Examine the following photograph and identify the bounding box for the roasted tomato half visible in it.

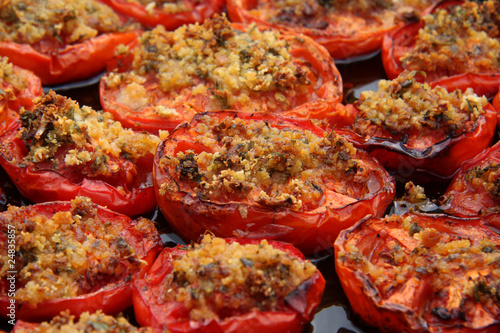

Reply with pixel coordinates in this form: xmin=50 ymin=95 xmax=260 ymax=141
xmin=0 ymin=0 xmax=141 ymax=86
xmin=133 ymin=235 xmax=325 ymax=333
xmin=153 ymin=111 xmax=395 ymax=255
xmin=100 ymin=14 xmax=342 ymax=134
xmin=100 ymin=0 xmax=225 ymax=29
xmin=440 ymin=140 xmax=500 ymax=217
xmin=382 ymin=0 xmax=500 ymax=98
xmin=342 ymin=70 xmax=497 ymax=181
xmin=335 ymin=212 xmax=500 ymax=333
xmin=0 ymin=197 xmax=162 ymax=322
xmin=0 ymin=91 xmax=160 ymax=216
xmin=226 ymin=0 xmax=435 ymax=60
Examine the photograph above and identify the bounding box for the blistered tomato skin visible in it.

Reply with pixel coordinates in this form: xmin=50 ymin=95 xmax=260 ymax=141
xmin=133 ymin=237 xmax=325 ymax=333
xmin=153 ymin=111 xmax=395 ymax=255
xmin=0 ymin=199 xmax=162 ymax=322
xmin=335 ymin=212 xmax=500 ymax=333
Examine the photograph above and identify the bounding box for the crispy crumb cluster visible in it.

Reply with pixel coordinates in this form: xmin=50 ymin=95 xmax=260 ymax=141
xmin=0 ymin=0 xmax=127 ymax=45
xmin=338 ymin=214 xmax=500 ymax=320
xmin=353 ymin=71 xmax=487 ymax=137
xmin=14 ymin=310 xmax=154 ymax=333
xmin=164 ymin=235 xmax=317 ymax=321
xmin=18 ymin=91 xmax=160 ymax=178
xmin=465 ymin=163 xmax=500 ymax=200
xmin=401 ymin=0 xmax=500 ymax=76
xmin=0 ymin=197 xmax=155 ymax=305
xmin=159 ymin=115 xmax=374 ymax=212
xmin=103 ymin=14 xmax=312 ymax=113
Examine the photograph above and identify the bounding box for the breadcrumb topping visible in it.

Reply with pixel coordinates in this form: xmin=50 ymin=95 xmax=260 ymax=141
xmin=103 ymin=14 xmax=313 ymax=114
xmin=353 ymin=70 xmax=487 ymax=137
xmin=159 ymin=115 xmax=376 ymax=212
xmin=19 ymin=91 xmax=160 ymax=179
xmin=401 ymin=0 xmax=500 ymax=77
xmin=0 ymin=197 xmax=155 ymax=305
xmin=0 ymin=0 xmax=128 ymax=46
xmin=14 ymin=310 xmax=155 ymax=332
xmin=164 ymin=235 xmax=317 ymax=321
xmin=465 ymin=162 xmax=500 ymax=200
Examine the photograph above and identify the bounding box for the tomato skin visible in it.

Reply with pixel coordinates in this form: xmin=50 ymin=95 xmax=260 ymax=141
xmin=226 ymin=0 xmax=407 ymax=60
xmin=153 ymin=111 xmax=395 ymax=255
xmin=342 ymin=102 xmax=498 ymax=181
xmin=133 ymin=238 xmax=325 ymax=333
xmin=100 ymin=22 xmax=343 ymax=134
xmin=494 ymin=90 xmax=500 ymax=129
xmin=382 ymin=0 xmax=500 ymax=99
xmin=100 ymin=0 xmax=226 ymax=29
xmin=441 ymin=140 xmax=500 ymax=217
xmin=0 ymin=31 xmax=140 ymax=86
xmin=0 ymin=200 xmax=163 ymax=322
xmin=0 ymin=115 xmax=157 ymax=217
xmin=334 ymin=212 xmax=500 ymax=333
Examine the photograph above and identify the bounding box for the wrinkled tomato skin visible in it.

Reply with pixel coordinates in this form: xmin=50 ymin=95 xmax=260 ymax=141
xmin=334 ymin=212 xmax=500 ymax=333
xmin=342 ymin=102 xmax=498 ymax=182
xmin=226 ymin=0 xmax=403 ymax=60
xmin=100 ymin=22 xmax=343 ymax=134
xmin=100 ymin=0 xmax=226 ymax=29
xmin=153 ymin=111 xmax=395 ymax=255
xmin=0 ymin=115 xmax=157 ymax=217
xmin=0 ymin=201 xmax=163 ymax=322
xmin=442 ymin=140 xmax=500 ymax=217
xmin=0 ymin=31 xmax=140 ymax=86
xmin=133 ymin=238 xmax=325 ymax=333
xmin=382 ymin=0 xmax=500 ymax=99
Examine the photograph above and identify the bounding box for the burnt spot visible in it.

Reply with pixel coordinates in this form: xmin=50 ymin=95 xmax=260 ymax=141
xmin=176 ymin=153 xmax=203 ymax=183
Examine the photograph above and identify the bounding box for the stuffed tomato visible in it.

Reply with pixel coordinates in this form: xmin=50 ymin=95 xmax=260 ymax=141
xmin=100 ymin=14 xmax=343 ymax=134
xmin=133 ymin=235 xmax=325 ymax=332
xmin=153 ymin=111 xmax=395 ymax=255
xmin=0 ymin=197 xmax=162 ymax=322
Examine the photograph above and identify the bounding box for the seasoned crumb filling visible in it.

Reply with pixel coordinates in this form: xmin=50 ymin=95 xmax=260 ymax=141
xmin=401 ymin=0 xmax=500 ymax=76
xmin=18 ymin=91 xmax=160 ymax=179
xmin=338 ymin=214 xmax=500 ymax=321
xmin=466 ymin=163 xmax=500 ymax=200
xmin=164 ymin=235 xmax=317 ymax=321
xmin=103 ymin=14 xmax=313 ymax=113
xmin=159 ymin=115 xmax=375 ymax=211
xmin=0 ymin=197 xmax=154 ymax=305
xmin=353 ymin=71 xmax=487 ymax=137
xmin=0 ymin=0 xmax=127 ymax=46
